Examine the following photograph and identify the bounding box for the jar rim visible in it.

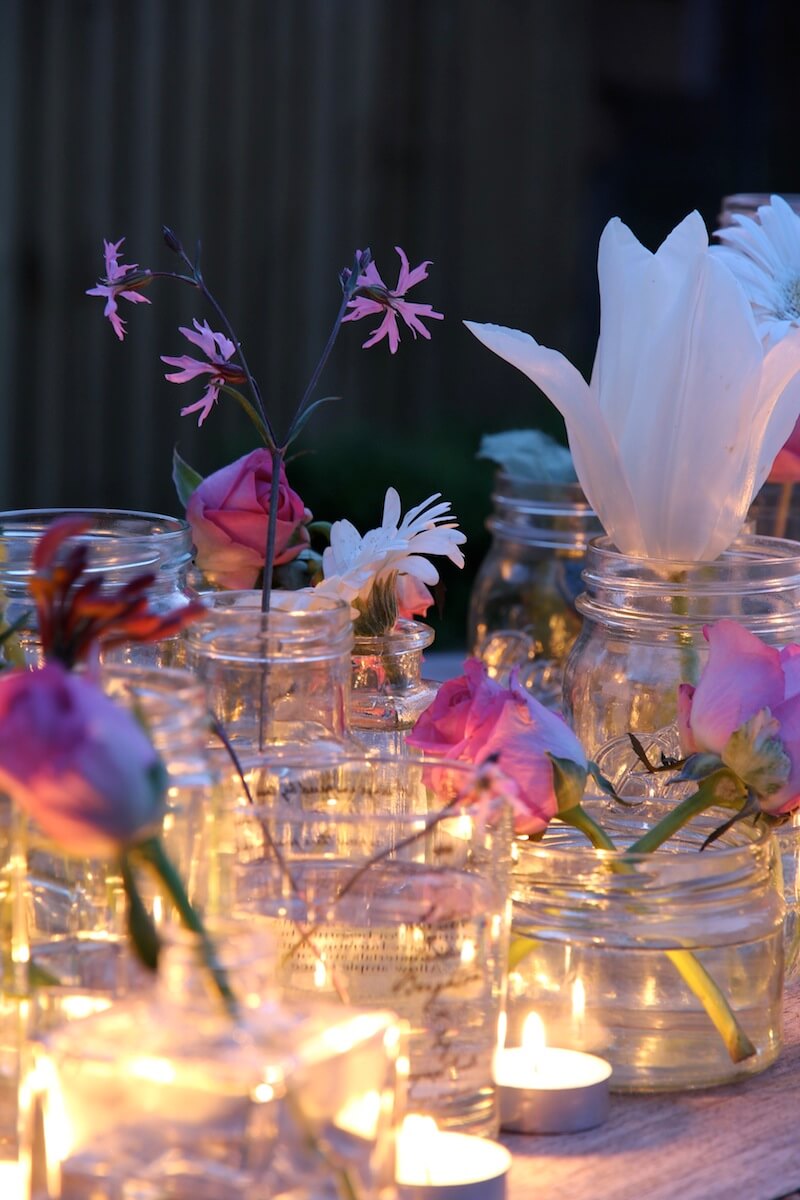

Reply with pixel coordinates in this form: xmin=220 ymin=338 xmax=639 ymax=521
xmin=352 ymin=619 xmax=434 ymax=654
xmin=515 ymin=809 xmax=774 ymax=869
xmin=585 ymin=533 xmax=800 ymax=576
xmin=223 ymin=753 xmax=514 ymax=822
xmin=0 ymin=508 xmax=190 ymax=539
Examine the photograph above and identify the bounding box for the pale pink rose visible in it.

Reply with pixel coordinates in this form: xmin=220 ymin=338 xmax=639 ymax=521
xmin=395 ymin=572 xmax=434 ymax=619
xmin=0 ymin=664 xmax=164 ymax=856
xmin=406 ymin=659 xmax=588 ymax=834
xmin=768 ymin=414 xmax=800 ymax=483
xmin=678 ymin=620 xmax=800 ymax=814
xmin=186 ymin=449 xmax=311 ymax=589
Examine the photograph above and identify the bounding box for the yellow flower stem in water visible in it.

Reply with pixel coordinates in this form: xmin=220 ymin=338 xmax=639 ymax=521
xmin=558 ymin=799 xmax=756 ymax=1063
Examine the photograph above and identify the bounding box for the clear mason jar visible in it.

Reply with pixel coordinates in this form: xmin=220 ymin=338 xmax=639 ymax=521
xmin=563 ymin=534 xmax=800 ymax=756
xmin=468 ymin=474 xmax=602 ymax=708
xmin=594 ymin=725 xmax=800 ymax=985
xmin=509 ymin=807 xmax=783 ymax=1091
xmin=0 ymin=509 xmax=195 ymax=669
xmin=210 ymin=755 xmax=512 ymax=1137
xmin=23 ymin=925 xmax=403 ymax=1200
xmin=183 ymin=590 xmax=361 ymax=764
xmin=0 ymin=664 xmax=218 ymax=1160
xmin=351 ymin=620 xmax=439 ymax=755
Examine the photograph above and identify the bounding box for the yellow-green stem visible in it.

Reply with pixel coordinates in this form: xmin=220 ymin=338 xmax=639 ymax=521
xmin=560 ymin=802 xmax=756 ymax=1062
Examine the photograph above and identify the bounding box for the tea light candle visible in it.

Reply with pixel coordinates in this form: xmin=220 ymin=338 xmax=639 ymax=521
xmin=396 ymin=1114 xmax=511 ymax=1200
xmin=495 ymin=1011 xmax=611 ymax=1134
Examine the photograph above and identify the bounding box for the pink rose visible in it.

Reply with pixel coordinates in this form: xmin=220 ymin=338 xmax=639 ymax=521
xmin=186 ymin=449 xmax=311 ymax=589
xmin=396 ymin=573 xmax=434 ymax=620
xmin=406 ymin=658 xmax=588 ymax=834
xmin=0 ymin=664 xmax=165 ymax=855
xmin=769 ymin=414 xmax=800 ymax=483
xmin=678 ymin=620 xmax=800 ymax=814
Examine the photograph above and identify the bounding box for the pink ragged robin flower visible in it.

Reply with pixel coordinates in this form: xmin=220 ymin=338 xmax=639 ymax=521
xmin=85 ymin=238 xmax=152 ymax=341
xmin=342 ymin=246 xmax=444 ymax=353
xmin=161 ymin=319 xmax=248 ymax=426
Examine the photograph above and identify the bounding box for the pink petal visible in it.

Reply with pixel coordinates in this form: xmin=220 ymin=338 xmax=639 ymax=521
xmin=394 ymin=246 xmax=432 ymax=294
xmin=763 ymin=691 xmax=800 ymax=813
xmin=689 ymin=620 xmax=785 ymax=754
xmin=161 ymin=356 xmax=217 ymax=382
xmin=362 ymin=309 xmax=401 ymax=353
xmin=180 ymin=382 xmax=220 ymax=425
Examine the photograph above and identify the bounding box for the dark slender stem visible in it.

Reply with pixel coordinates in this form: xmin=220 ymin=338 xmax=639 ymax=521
xmin=284 ymin=291 xmax=351 ymax=445
xmin=261 ymin=445 xmax=286 ymax=616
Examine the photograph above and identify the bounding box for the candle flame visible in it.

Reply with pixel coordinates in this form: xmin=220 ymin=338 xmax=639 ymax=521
xmin=572 ymin=978 xmax=586 ymax=1022
xmin=521 ymin=1010 xmax=546 ymax=1069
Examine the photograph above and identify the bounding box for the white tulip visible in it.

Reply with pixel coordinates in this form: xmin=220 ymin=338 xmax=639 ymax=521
xmin=466 ymin=211 xmax=800 ymax=561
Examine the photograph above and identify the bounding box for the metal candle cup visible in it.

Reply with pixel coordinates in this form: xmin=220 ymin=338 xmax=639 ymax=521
xmin=494 ymin=1012 xmax=612 ymax=1135
xmin=396 ymin=1116 xmax=511 ymax=1200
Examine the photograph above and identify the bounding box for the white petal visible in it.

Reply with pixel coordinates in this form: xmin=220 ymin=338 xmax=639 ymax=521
xmin=381 ymin=487 xmax=402 ymax=531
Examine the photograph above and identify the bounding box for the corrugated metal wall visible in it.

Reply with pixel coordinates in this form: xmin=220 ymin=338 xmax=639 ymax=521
xmin=0 ymin=0 xmax=591 ymax=515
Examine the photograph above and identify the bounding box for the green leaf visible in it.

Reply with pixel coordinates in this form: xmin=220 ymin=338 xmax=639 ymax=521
xmin=547 ymin=753 xmax=587 ymax=815
xmin=172 ymin=447 xmax=204 ymax=509
xmin=587 ymin=761 xmax=619 ymax=799
xmin=285 ymin=396 xmax=340 ymax=447
xmin=674 ymin=752 xmax=724 ymax=782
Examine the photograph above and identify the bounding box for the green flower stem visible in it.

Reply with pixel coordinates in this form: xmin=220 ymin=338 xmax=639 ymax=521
xmin=669 ymin=569 xmax=700 ymax=688
xmin=133 ymin=836 xmax=239 ymax=1020
xmin=560 ymin=799 xmax=756 ymax=1063
xmin=625 ymin=769 xmax=747 ymax=856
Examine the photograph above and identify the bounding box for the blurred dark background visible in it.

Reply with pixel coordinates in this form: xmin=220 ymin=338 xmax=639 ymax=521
xmin=1 ymin=0 xmax=797 ymax=645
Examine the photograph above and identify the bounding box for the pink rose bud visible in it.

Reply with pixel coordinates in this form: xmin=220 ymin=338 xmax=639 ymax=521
xmin=0 ymin=664 xmax=165 ymax=856
xmin=406 ymin=658 xmax=588 ymax=834
xmin=186 ymin=448 xmax=311 ymax=589
xmin=678 ymin=620 xmax=800 ymax=814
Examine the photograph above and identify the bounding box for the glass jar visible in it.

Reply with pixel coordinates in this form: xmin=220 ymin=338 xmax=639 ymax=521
xmin=594 ymin=726 xmax=800 ymax=984
xmin=563 ymin=534 xmax=800 ymax=755
xmin=0 ymin=664 xmax=218 ymax=1159
xmin=24 ymin=927 xmax=403 ymax=1200
xmin=351 ymin=621 xmax=439 ymax=755
xmin=183 ymin=591 xmax=361 ymax=765
xmin=468 ymin=475 xmax=602 ymax=708
xmin=509 ymin=807 xmax=783 ymax=1091
xmin=0 ymin=510 xmax=195 ymax=669
xmin=212 ymin=755 xmax=512 ymax=1137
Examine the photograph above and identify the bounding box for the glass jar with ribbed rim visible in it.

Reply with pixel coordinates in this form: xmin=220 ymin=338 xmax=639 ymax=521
xmin=509 ymin=805 xmax=783 ymax=1092
xmin=350 ymin=619 xmax=439 ymax=755
xmin=563 ymin=534 xmax=800 ymax=756
xmin=468 ymin=474 xmax=602 ymax=707
xmin=22 ymin=922 xmax=403 ymax=1200
xmin=0 ymin=509 xmax=195 ymax=669
xmin=183 ymin=590 xmax=361 ymax=764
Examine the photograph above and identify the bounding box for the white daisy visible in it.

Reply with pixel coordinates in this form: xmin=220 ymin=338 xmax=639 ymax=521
xmin=315 ymin=488 xmax=466 ymax=614
xmin=713 ymin=194 xmax=800 ymax=347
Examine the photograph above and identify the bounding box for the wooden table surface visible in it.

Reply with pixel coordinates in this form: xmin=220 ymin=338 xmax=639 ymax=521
xmin=505 ymin=982 xmax=800 ymax=1200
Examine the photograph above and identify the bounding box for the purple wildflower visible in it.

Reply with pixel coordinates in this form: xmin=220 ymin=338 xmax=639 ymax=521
xmin=342 ymin=247 xmax=444 ymax=353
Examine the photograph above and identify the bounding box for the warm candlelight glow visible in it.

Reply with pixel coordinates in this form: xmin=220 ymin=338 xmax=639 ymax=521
xmin=0 ymin=1160 xmax=25 ymax=1200
xmin=396 ymin=1114 xmax=511 ymax=1189
xmin=572 ymin=978 xmax=586 ymax=1022
xmin=520 ymin=1010 xmax=546 ymax=1068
